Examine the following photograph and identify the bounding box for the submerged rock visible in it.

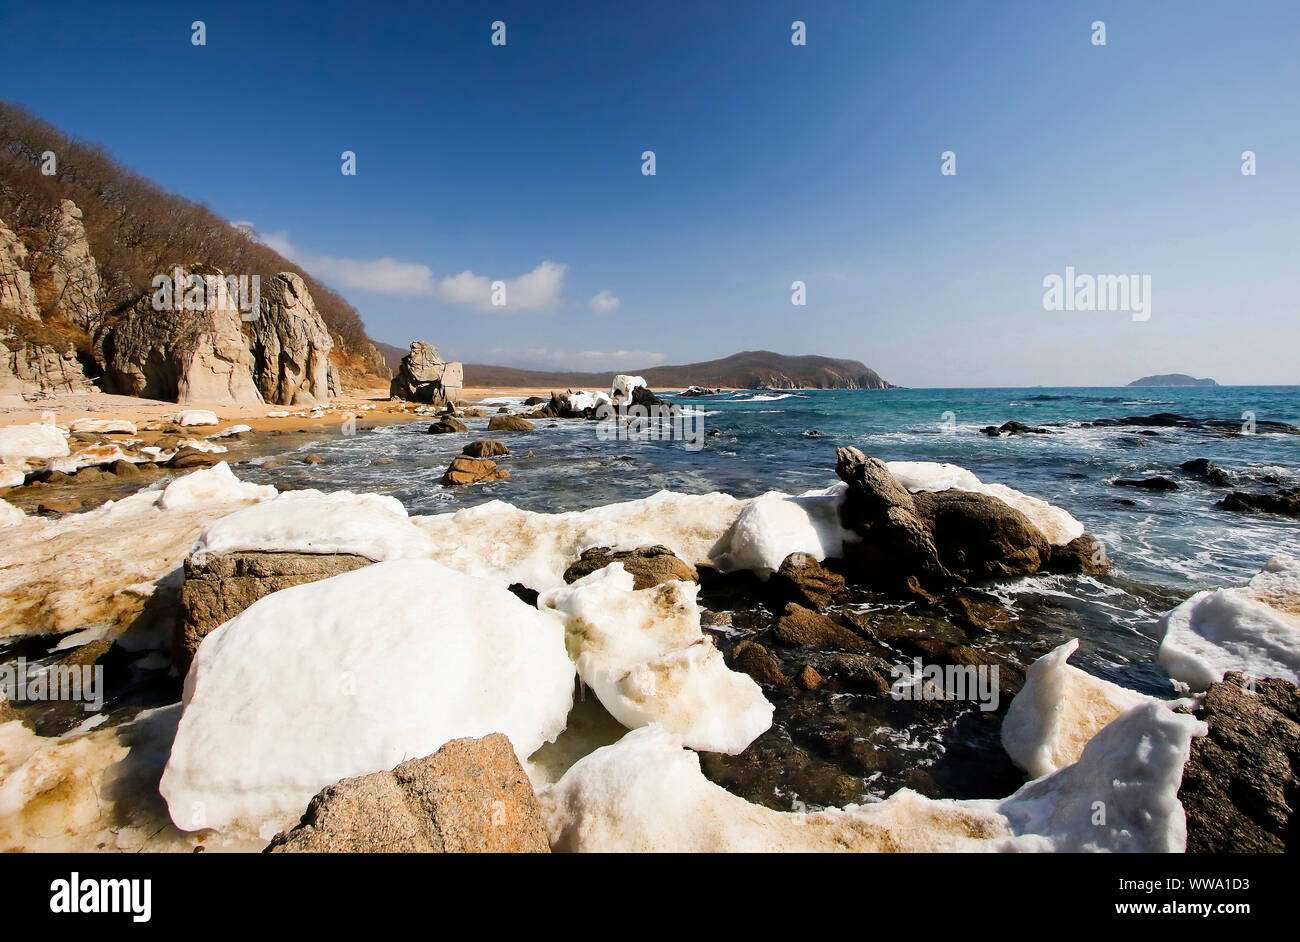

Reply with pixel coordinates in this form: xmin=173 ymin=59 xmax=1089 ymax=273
xmin=1179 ymin=672 xmax=1297 ymax=853
xmin=462 ymin=439 xmax=510 ymax=458
xmin=1115 ymin=476 xmax=1179 ymax=491
xmin=267 ymin=734 xmax=550 ymax=853
xmin=1180 ymin=458 xmax=1233 ymax=486
xmin=427 ymin=417 xmax=468 ymax=434
xmin=441 ymin=456 xmax=509 ymax=486
xmin=487 ymin=415 xmax=535 ymax=432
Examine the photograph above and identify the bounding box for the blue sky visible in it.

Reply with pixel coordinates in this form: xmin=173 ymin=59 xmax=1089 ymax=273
xmin=2 ymin=0 xmax=1297 ymax=386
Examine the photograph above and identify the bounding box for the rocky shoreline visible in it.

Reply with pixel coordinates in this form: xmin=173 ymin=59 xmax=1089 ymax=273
xmin=0 ymin=379 xmax=1295 ymax=853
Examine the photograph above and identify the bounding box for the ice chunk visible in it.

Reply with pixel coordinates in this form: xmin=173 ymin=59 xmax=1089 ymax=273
xmin=0 ymin=466 xmax=24 ymax=489
xmin=160 ymin=558 xmax=575 ymax=837
xmin=197 ymin=489 xmax=434 ymax=561
xmin=567 ymin=390 xmax=612 ymax=412
xmin=539 ymin=564 xmax=772 ymax=754
xmin=710 ymin=485 xmax=855 ymax=577
xmin=1002 ymin=639 xmax=1149 ymax=778
xmin=1157 ymin=554 xmax=1300 ymax=691
xmin=158 ymin=462 xmax=276 ymax=512
xmin=412 ymin=490 xmax=746 ymax=590
xmin=886 ymin=461 xmax=1084 ymax=546
xmin=0 ymin=423 xmax=69 ymax=463
xmin=541 ymin=701 xmax=1204 ymax=852
xmin=69 ymin=419 xmax=137 ymax=435
xmin=172 ymin=410 xmax=219 ymax=427
xmin=46 ymin=443 xmax=133 ymax=474
xmin=0 ymin=498 xmax=25 ymax=527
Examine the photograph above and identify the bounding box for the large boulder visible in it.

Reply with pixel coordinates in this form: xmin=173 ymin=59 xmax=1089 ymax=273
xmin=441 ymin=456 xmax=508 ymax=485
xmin=251 ymin=272 xmax=338 ymax=406
xmin=487 ymin=415 xmax=535 ymax=432
xmin=266 ymin=734 xmax=550 ymax=853
xmin=911 ymin=489 xmax=1052 ymax=581
xmin=562 ymin=545 xmax=698 ymax=590
xmin=1179 ymin=672 xmax=1297 ymax=853
xmin=175 ymin=550 xmax=374 ymax=671
xmin=389 ymin=340 xmax=463 ymax=404
xmin=96 ymin=264 xmax=264 ymax=404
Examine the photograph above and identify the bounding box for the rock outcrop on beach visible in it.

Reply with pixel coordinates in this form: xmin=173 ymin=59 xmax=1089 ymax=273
xmin=267 ymin=734 xmax=550 ymax=853
xmin=389 ymin=341 xmax=463 ymax=404
xmin=1179 ymin=672 xmax=1296 ymax=853
xmin=563 ymin=545 xmax=698 ymax=590
xmin=251 ymin=273 xmax=340 ymax=406
xmin=0 ymin=332 xmax=93 ymax=399
xmin=176 ymin=550 xmax=373 ymax=670
xmin=96 ymin=265 xmax=264 ymax=404
xmin=34 ymin=200 xmax=101 ymax=331
xmin=0 ymin=218 xmax=39 ymax=322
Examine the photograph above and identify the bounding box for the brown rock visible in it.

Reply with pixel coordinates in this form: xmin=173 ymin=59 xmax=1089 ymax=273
xmin=774 ymin=603 xmax=873 ymax=654
xmin=302 ymin=453 xmax=325 ymax=465
xmin=1179 ymin=672 xmax=1297 ymax=853
xmin=37 ymin=498 xmax=81 ymax=514
xmin=441 ymin=456 xmax=509 ymax=486
xmin=463 ymin=439 xmax=510 ymax=458
xmin=1045 ymin=533 xmax=1110 ymax=575
xmin=730 ymin=640 xmax=790 ymax=688
xmin=428 ymin=417 xmax=468 ymax=434
xmin=176 ymin=551 xmax=373 ymax=671
xmin=168 ymin=447 xmax=220 ymax=469
xmin=266 ymin=734 xmax=550 ymax=853
xmin=911 ymin=489 xmax=1051 ymax=581
xmin=487 ymin=415 xmax=535 ymax=432
xmin=563 ymin=545 xmax=698 ymax=590
xmin=798 ymin=664 xmax=824 ymax=691
xmin=770 ymin=553 xmax=847 ymax=610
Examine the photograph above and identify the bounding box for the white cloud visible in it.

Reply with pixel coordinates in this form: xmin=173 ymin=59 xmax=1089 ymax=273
xmin=244 ymin=226 xmax=564 ymax=309
xmin=589 ymin=289 xmax=622 ymax=314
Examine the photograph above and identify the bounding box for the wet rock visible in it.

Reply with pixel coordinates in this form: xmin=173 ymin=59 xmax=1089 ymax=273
xmin=729 ymin=640 xmax=790 ymax=689
xmin=302 ymin=453 xmax=325 ymax=465
xmin=1216 ymin=488 xmax=1300 ymax=519
xmin=900 ymin=639 xmax=1025 ymax=699
xmin=267 ymin=734 xmax=549 ymax=853
xmin=487 ymin=415 xmax=535 ymax=432
xmin=168 ymin=447 xmax=220 ymax=469
xmin=1044 ymin=533 xmax=1110 ymax=575
xmin=798 ymin=664 xmax=824 ymax=691
xmin=1180 ymin=458 xmax=1232 ymax=486
xmin=108 ymin=459 xmax=141 ymax=477
xmin=176 ymin=550 xmax=373 ymax=670
xmin=769 ymin=553 xmax=848 ymax=610
xmin=440 ymin=456 xmax=509 ymax=486
xmin=981 ymin=421 xmax=1050 ymax=437
xmin=1115 ymin=476 xmax=1179 ymax=491
xmin=427 ymin=417 xmax=468 ymax=434
xmin=37 ymin=498 xmax=81 ymax=514
xmin=1179 ymin=672 xmax=1297 ymax=853
xmin=463 ymin=440 xmax=510 ymax=458
xmin=563 ymin=545 xmax=698 ymax=590
xmin=802 ymin=651 xmax=892 ymax=694
xmin=774 ymin=603 xmax=874 ymax=654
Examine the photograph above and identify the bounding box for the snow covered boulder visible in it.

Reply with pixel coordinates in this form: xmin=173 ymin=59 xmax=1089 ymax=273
xmin=1002 ymin=639 xmax=1150 ymax=778
xmin=160 ymin=558 xmax=575 ymax=838
xmin=0 ymin=423 xmax=69 ymax=463
xmin=540 ymin=564 xmax=772 ymax=754
xmin=195 ymin=489 xmax=436 ymax=561
xmin=1157 ymin=555 xmax=1300 ymax=691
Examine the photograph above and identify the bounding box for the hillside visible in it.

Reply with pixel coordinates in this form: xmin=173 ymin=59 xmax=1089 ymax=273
xmin=388 ymin=348 xmax=893 ymax=390
xmin=0 ymin=100 xmax=389 ymax=384
xmin=1127 ymin=373 xmax=1218 ymax=387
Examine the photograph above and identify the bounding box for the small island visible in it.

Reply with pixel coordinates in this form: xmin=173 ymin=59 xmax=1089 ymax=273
xmin=1127 ymin=373 xmax=1218 ymax=387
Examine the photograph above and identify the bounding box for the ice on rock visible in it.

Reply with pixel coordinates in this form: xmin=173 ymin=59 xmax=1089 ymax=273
xmin=542 ymin=701 xmax=1205 ymax=852
xmin=710 ymin=484 xmax=855 ymax=577
xmin=158 ymin=461 xmax=276 ymax=511
xmin=885 ymin=461 xmax=1084 ymax=546
xmin=1157 ymin=554 xmax=1300 ymax=691
xmin=1002 ymin=639 xmax=1150 ymax=778
xmin=0 ymin=422 xmax=70 ymax=463
xmin=160 ymin=558 xmax=575 ymax=838
xmin=172 ymin=410 xmax=219 ymax=427
xmin=539 ymin=564 xmax=772 ymax=754
xmin=611 ymin=375 xmax=647 ymax=401
xmin=567 ymin=390 xmax=612 ymax=412
xmin=47 ymin=443 xmax=134 ymax=474
xmin=412 ymin=490 xmax=746 ymax=590
xmin=0 ymin=466 xmax=25 ymax=489
xmin=70 ymin=419 xmax=137 ymax=435
xmin=196 ymin=489 xmax=435 ymax=561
